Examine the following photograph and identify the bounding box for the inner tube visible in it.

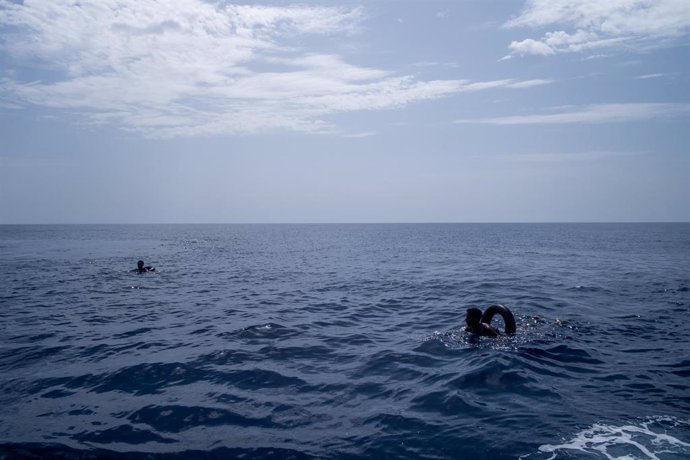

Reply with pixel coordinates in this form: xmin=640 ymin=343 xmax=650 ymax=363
xmin=481 ymin=304 xmax=516 ymax=334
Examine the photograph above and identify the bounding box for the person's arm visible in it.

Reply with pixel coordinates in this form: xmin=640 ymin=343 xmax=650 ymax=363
xmin=482 ymin=323 xmax=499 ymax=337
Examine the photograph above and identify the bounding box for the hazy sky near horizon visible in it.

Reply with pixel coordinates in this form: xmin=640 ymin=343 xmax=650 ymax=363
xmin=1 ymin=0 xmax=689 ymax=223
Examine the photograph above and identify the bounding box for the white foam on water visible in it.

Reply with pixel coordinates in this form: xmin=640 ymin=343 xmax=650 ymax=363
xmin=532 ymin=417 xmax=690 ymax=460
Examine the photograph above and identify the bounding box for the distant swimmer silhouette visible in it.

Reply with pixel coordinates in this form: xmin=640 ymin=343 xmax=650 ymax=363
xmin=132 ymin=260 xmax=155 ymax=273
xmin=465 ymin=304 xmax=517 ymax=336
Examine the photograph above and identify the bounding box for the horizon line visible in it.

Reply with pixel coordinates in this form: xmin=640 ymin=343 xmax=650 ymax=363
xmin=1 ymin=221 xmax=688 ymax=226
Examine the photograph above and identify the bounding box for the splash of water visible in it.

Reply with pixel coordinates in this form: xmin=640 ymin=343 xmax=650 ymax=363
xmin=533 ymin=416 xmax=690 ymax=460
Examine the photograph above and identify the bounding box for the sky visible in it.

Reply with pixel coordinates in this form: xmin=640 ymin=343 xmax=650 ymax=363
xmin=0 ymin=0 xmax=689 ymax=224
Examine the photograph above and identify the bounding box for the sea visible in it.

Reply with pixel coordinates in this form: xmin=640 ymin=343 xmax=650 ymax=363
xmin=0 ymin=223 xmax=689 ymax=459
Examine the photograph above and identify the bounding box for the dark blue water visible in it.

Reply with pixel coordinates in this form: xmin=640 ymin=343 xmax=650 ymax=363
xmin=1 ymin=224 xmax=689 ymax=459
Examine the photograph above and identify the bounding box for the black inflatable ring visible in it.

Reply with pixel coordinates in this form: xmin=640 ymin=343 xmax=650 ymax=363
xmin=481 ymin=304 xmax=516 ymax=334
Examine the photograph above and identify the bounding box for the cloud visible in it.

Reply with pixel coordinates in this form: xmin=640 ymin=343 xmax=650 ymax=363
xmin=504 ymin=0 xmax=690 ymax=57
xmin=504 ymin=79 xmax=554 ymax=89
xmin=455 ymin=103 xmax=690 ymax=124
xmin=634 ymin=73 xmax=667 ymax=79
xmin=0 ymin=1 xmax=548 ymax=138
xmin=0 ymin=2 xmax=556 ymax=139
xmin=508 ymin=38 xmax=555 ymax=56
xmin=456 ymin=78 xmax=553 ymax=92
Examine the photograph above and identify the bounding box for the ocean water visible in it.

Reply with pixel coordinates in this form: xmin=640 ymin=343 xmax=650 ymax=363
xmin=0 ymin=223 xmax=689 ymax=459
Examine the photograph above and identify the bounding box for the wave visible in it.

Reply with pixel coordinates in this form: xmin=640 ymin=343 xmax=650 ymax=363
xmin=524 ymin=416 xmax=690 ymax=460
xmin=2 ymin=224 xmax=689 ymax=458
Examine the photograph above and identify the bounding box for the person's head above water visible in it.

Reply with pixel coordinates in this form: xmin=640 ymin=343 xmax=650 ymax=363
xmin=133 ymin=260 xmax=155 ymax=273
xmin=464 ymin=306 xmax=499 ymax=337
xmin=465 ymin=307 xmax=483 ymax=327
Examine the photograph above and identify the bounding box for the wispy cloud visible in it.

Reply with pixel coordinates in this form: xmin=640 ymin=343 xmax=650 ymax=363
xmin=0 ymin=1 xmax=547 ymax=138
xmin=455 ymin=103 xmax=690 ymax=125
xmin=503 ymin=0 xmax=690 ymax=58
xmin=457 ymin=78 xmax=553 ymax=92
xmin=504 ymin=79 xmax=554 ymax=89
xmin=634 ymin=73 xmax=667 ymax=79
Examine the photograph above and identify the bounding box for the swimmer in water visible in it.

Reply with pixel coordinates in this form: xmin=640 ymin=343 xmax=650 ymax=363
xmin=132 ymin=260 xmax=155 ymax=273
xmin=465 ymin=307 xmax=499 ymax=337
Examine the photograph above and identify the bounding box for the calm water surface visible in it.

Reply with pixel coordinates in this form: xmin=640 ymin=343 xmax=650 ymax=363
xmin=1 ymin=224 xmax=689 ymax=459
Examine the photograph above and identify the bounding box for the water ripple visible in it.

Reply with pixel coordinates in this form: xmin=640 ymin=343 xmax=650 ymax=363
xmin=1 ymin=223 xmax=689 ymax=459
